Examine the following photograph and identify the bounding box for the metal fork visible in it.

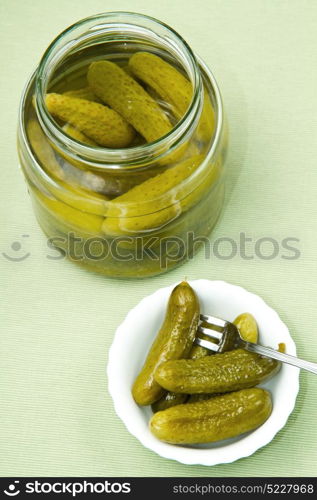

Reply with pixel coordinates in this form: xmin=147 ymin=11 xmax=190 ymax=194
xmin=196 ymin=314 xmax=317 ymax=375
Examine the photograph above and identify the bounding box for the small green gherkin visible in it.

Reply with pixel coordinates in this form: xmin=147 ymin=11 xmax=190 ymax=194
xmin=87 ymin=60 xmax=173 ymax=143
xmin=129 ymin=52 xmax=216 ymax=143
xmin=153 ymin=328 xmax=212 ymax=412
xmin=150 ymin=388 xmax=273 ymax=444
xmin=233 ymin=312 xmax=259 ymax=343
xmin=45 ymin=93 xmax=135 ymax=147
xmin=132 ymin=282 xmax=199 ymax=406
xmin=155 ymin=348 xmax=280 ymax=394
xmin=186 ymin=311 xmax=259 ymax=403
xmin=101 ymin=155 xmax=204 ymax=235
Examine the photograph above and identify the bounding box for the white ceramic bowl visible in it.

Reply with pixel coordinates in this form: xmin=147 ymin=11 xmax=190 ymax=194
xmin=107 ymin=280 xmax=300 ymax=466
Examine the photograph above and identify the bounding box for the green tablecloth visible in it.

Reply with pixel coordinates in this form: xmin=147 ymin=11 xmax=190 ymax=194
xmin=1 ymin=0 xmax=316 ymax=477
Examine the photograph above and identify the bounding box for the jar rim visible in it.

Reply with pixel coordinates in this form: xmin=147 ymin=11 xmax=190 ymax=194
xmin=34 ymin=11 xmax=204 ymax=167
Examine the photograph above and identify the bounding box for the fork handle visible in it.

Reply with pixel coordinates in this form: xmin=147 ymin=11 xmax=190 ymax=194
xmin=245 ymin=342 xmax=317 ymax=375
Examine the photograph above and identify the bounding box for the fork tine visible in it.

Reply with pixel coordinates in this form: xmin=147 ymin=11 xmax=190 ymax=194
xmin=195 ymin=337 xmax=220 ymax=352
xmin=198 ymin=325 xmax=223 ymax=341
xmin=200 ymin=314 xmax=228 ymax=328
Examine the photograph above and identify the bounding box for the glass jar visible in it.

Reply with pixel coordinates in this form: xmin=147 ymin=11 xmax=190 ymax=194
xmin=18 ymin=12 xmax=227 ymax=278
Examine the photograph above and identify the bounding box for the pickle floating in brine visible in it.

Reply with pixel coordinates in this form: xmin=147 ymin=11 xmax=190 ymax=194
xmin=87 ymin=60 xmax=173 ymax=143
xmin=46 ymin=93 xmax=135 ymax=147
xmin=129 ymin=52 xmax=216 ymax=143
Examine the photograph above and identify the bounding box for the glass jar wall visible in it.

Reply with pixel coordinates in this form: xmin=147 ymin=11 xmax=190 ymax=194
xmin=17 ymin=12 xmax=227 ymax=278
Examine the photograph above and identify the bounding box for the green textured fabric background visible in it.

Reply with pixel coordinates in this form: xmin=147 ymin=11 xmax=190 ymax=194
xmin=1 ymin=0 xmax=317 ymax=477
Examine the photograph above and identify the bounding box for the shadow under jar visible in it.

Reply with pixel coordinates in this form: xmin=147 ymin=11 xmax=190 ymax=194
xmin=18 ymin=12 xmax=228 ymax=278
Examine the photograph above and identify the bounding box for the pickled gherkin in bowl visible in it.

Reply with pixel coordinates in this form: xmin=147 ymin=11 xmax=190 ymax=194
xmin=131 ymin=283 xmax=282 ymax=445
xmin=18 ymin=13 xmax=227 ymax=278
xmin=108 ymin=280 xmax=299 ymax=463
xmin=150 ymin=388 xmax=273 ymax=445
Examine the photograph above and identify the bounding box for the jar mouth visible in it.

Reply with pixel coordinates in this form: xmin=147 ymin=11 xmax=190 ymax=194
xmin=34 ymin=11 xmax=204 ymax=168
